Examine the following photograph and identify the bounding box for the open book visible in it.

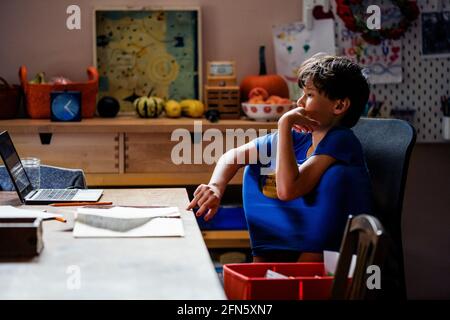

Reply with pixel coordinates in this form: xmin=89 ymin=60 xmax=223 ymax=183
xmin=73 ymin=206 xmax=184 ymax=238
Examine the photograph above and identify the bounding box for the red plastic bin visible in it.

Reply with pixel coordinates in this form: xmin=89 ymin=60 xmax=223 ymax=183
xmin=223 ymin=262 xmax=333 ymax=300
xmin=19 ymin=65 xmax=99 ymax=119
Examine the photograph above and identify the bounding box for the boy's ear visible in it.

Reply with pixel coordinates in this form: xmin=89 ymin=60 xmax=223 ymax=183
xmin=333 ymin=98 xmax=350 ymax=116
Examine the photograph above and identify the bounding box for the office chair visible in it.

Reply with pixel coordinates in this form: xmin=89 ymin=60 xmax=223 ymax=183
xmin=352 ymin=118 xmax=416 ymax=299
xmin=331 ymin=214 xmax=387 ymax=300
xmin=0 ymin=164 xmax=87 ymax=190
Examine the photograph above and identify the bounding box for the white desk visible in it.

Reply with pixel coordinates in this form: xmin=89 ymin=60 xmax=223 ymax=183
xmin=0 ymin=189 xmax=226 ymax=299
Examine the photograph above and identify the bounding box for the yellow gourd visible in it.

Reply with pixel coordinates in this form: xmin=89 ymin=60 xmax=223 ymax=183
xmin=180 ymin=99 xmax=204 ymax=118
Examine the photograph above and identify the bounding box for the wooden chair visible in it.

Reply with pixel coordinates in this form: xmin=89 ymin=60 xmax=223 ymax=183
xmin=331 ymin=214 xmax=387 ymax=300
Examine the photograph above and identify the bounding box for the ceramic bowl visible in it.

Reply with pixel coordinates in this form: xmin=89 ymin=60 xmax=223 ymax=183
xmin=241 ymin=102 xmax=295 ymax=121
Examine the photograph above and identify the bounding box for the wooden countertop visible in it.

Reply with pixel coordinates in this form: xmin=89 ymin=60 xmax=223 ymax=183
xmin=0 ymin=116 xmax=279 ymax=133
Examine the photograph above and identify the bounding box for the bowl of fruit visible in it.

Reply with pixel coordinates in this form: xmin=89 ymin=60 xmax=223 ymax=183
xmin=241 ymin=87 xmax=295 ymax=121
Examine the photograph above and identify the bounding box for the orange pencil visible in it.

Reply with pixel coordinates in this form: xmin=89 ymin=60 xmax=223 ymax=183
xmin=49 ymin=201 xmax=113 ymax=207
xmin=54 ymin=216 xmax=67 ymax=223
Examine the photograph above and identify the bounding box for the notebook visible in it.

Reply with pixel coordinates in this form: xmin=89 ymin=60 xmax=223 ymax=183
xmin=0 ymin=130 xmax=103 ymax=204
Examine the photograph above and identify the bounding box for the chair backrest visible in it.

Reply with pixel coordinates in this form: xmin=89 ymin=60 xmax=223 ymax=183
xmin=331 ymin=214 xmax=387 ymax=300
xmin=351 ymin=118 xmax=416 ymax=298
xmin=0 ymin=164 xmax=87 ymax=190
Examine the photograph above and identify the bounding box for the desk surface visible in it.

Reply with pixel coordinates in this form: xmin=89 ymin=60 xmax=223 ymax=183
xmin=0 ymin=189 xmax=226 ymax=300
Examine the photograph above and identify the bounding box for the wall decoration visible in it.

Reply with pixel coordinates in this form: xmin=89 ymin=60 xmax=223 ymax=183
xmin=335 ymin=0 xmax=450 ymax=142
xmin=420 ymin=11 xmax=450 ymax=58
xmin=336 ymin=0 xmax=419 ymax=45
xmin=94 ymin=8 xmax=201 ymax=113
xmin=272 ymin=19 xmax=336 ymax=100
xmin=338 ymin=25 xmax=402 ymax=84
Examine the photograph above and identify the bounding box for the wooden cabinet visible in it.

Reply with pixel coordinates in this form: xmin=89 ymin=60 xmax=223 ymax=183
xmin=1 ymin=117 xmax=273 ymax=248
xmin=0 ymin=117 xmax=277 ymax=186
xmin=10 ymin=132 xmax=120 ymax=173
xmin=125 ymin=133 xmax=212 ymax=174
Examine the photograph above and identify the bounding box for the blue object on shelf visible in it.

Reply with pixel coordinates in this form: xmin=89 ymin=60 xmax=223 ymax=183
xmin=195 ymin=205 xmax=248 ymax=230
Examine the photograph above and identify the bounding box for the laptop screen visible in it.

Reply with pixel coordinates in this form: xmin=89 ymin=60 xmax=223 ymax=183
xmin=0 ymin=131 xmax=34 ymax=202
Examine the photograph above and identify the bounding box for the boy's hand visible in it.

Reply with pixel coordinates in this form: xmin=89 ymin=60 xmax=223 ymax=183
xmin=186 ymin=183 xmax=222 ymax=221
xmin=279 ymin=107 xmax=320 ymax=133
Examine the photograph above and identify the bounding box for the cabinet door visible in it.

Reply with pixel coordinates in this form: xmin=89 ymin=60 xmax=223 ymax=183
xmin=10 ymin=133 xmax=120 ymax=173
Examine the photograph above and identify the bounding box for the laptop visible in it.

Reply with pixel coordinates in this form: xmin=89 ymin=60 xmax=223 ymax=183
xmin=0 ymin=131 xmax=103 ymax=204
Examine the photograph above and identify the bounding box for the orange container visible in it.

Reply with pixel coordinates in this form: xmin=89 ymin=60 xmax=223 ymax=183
xmin=19 ymin=65 xmax=98 ymax=119
xmin=223 ymin=262 xmax=333 ymax=300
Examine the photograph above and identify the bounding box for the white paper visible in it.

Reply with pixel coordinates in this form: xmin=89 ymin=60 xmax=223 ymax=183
xmin=0 ymin=205 xmax=63 ymax=220
xmin=73 ymin=206 xmax=184 ymax=238
xmin=265 ymin=269 xmax=289 ymax=279
xmin=273 ymin=19 xmax=336 ymax=100
xmin=323 ymin=250 xmax=356 ymax=277
xmin=336 ymin=7 xmax=402 ymax=84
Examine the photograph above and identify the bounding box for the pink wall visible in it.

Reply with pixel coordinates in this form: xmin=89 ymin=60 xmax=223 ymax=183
xmin=0 ymin=0 xmax=302 ymax=85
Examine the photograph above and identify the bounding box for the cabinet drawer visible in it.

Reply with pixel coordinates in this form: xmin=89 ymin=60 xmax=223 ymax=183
xmin=10 ymin=133 xmax=119 ymax=173
xmin=125 ymin=131 xmax=260 ymax=174
xmin=125 ymin=133 xmax=213 ymax=173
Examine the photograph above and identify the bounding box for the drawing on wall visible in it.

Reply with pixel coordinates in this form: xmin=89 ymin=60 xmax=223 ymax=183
xmin=339 ymin=29 xmax=402 ymax=84
xmin=336 ymin=3 xmax=403 ymax=84
xmin=421 ymin=11 xmax=450 ymax=58
xmin=95 ymin=9 xmax=200 ymax=113
xmin=272 ymin=19 xmax=336 ymax=100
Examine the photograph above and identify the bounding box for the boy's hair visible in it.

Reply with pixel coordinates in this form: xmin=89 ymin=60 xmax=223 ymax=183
xmin=297 ymin=53 xmax=370 ymax=128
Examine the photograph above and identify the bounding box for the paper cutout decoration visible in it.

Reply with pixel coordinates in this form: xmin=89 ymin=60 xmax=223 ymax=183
xmin=338 ymin=24 xmax=402 ymax=84
xmin=272 ymin=19 xmax=336 ymax=100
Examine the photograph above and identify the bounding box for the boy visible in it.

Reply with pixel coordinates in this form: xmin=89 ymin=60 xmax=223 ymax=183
xmin=187 ymin=54 xmax=372 ymax=262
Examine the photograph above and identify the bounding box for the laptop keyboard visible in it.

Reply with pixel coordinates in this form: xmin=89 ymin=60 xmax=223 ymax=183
xmin=34 ymin=189 xmax=78 ymax=200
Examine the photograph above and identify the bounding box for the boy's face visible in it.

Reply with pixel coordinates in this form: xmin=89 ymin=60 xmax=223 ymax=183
xmin=296 ymin=79 xmax=342 ymax=129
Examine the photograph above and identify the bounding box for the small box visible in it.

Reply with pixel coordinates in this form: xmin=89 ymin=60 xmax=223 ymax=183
xmin=223 ymin=262 xmax=333 ymax=300
xmin=204 ymin=85 xmax=241 ymax=119
xmin=0 ymin=217 xmax=44 ymax=258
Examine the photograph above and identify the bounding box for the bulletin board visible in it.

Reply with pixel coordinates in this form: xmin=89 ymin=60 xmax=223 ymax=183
xmin=333 ymin=0 xmax=450 ymax=142
xmin=93 ymin=7 xmax=202 ymax=113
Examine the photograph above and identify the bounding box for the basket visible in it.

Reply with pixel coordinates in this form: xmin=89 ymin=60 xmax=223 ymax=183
xmin=223 ymin=262 xmax=334 ymax=300
xmin=19 ymin=65 xmax=99 ymax=119
xmin=0 ymin=77 xmax=21 ymax=119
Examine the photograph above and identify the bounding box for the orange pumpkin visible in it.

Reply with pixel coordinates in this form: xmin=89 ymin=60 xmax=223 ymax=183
xmin=240 ymin=46 xmax=289 ymax=101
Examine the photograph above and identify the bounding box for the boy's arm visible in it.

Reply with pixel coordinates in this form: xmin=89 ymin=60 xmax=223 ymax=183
xmin=276 ymin=110 xmax=336 ymax=201
xmin=187 ymin=141 xmax=257 ymax=220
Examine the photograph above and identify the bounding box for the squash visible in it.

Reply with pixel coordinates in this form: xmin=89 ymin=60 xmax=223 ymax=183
xmin=165 ymin=100 xmax=182 ymax=118
xmin=180 ymin=99 xmax=204 ymax=118
xmin=134 ymin=96 xmax=164 ymax=118
xmin=240 ymin=46 xmax=289 ymax=101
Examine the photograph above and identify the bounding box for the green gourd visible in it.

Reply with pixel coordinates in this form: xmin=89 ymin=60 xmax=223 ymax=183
xmin=133 ymin=89 xmax=164 ymax=118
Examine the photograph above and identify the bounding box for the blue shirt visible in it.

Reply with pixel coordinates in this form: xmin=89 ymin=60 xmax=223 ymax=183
xmin=242 ymin=126 xmax=373 ymax=255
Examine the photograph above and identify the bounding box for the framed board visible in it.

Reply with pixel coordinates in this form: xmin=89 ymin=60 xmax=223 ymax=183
xmin=420 ymin=11 xmax=450 ymax=59
xmin=93 ymin=7 xmax=202 ymax=113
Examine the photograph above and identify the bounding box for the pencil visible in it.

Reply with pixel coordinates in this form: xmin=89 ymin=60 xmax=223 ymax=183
xmin=49 ymin=201 xmax=113 ymax=207
xmin=54 ymin=216 xmax=67 ymax=223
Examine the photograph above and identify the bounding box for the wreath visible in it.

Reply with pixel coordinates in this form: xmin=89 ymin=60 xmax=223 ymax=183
xmin=336 ymin=0 xmax=420 ymax=45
